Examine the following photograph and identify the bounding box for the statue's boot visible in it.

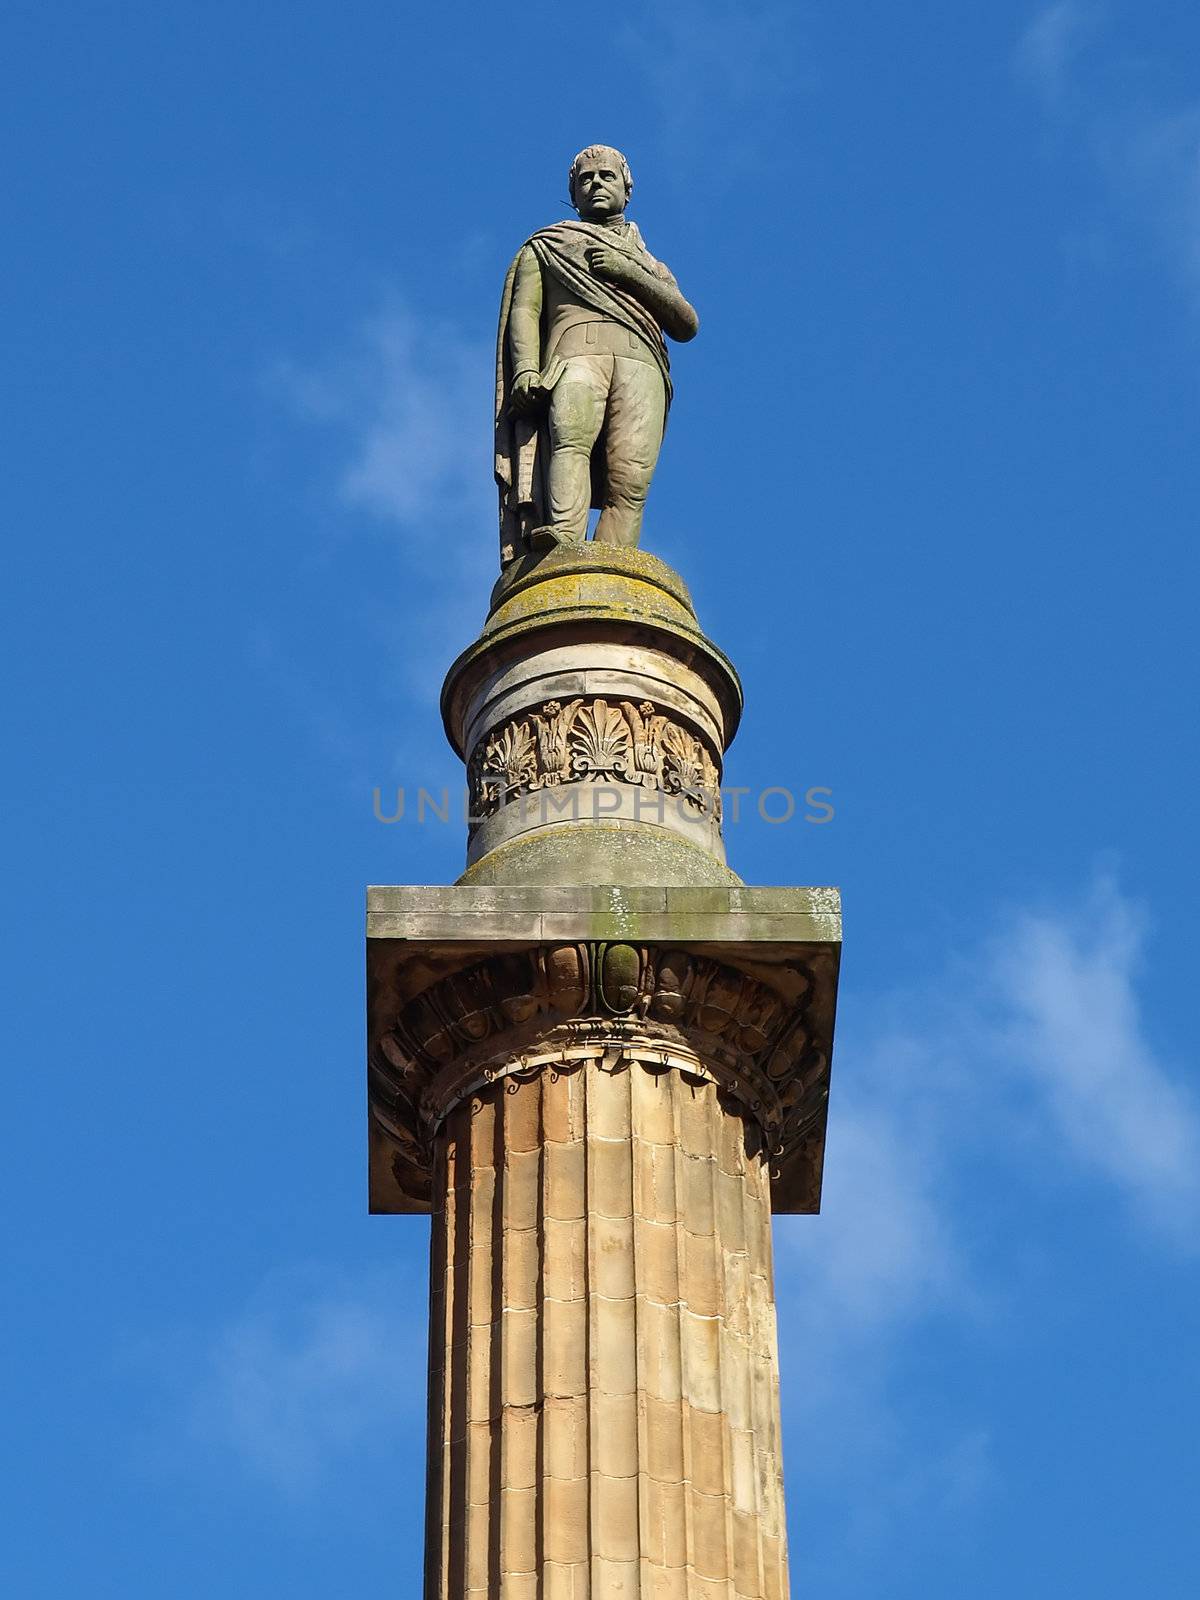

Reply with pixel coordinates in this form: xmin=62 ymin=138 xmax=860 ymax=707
xmin=527 ymin=523 xmax=584 ymax=553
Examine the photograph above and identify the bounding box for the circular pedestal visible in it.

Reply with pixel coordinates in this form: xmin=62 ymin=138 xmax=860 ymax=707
xmin=441 ymin=546 xmax=743 ymax=886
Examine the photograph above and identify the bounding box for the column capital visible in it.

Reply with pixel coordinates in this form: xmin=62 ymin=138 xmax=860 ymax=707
xmin=367 ymin=884 xmax=841 ymax=1216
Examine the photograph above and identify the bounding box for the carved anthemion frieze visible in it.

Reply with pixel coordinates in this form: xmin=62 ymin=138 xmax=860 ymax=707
xmin=468 ymin=697 xmax=721 ymax=824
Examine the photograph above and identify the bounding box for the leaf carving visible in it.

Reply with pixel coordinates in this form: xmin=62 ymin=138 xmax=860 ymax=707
xmin=569 ymin=699 xmax=632 ymax=779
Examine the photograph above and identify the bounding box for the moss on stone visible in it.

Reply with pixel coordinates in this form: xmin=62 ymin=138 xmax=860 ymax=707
xmin=456 ymin=820 xmax=743 ymax=890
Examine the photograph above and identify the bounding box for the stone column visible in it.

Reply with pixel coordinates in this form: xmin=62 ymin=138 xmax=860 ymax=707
xmin=367 ymin=545 xmax=841 ymax=1599
xmin=426 ymin=1057 xmax=787 ymax=1600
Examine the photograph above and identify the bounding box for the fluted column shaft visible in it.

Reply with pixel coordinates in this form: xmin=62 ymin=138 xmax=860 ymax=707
xmin=425 ymin=1054 xmax=788 ymax=1600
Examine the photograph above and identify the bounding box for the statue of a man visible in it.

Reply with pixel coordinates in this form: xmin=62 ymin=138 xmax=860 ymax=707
xmin=494 ymin=145 xmax=699 ymax=567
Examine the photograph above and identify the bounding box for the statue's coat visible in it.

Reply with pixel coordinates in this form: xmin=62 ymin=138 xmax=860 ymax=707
xmin=495 ymin=220 xmax=674 ymax=564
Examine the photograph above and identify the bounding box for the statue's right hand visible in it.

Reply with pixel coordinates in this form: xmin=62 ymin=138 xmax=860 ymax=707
xmin=509 ymin=371 xmax=541 ymax=417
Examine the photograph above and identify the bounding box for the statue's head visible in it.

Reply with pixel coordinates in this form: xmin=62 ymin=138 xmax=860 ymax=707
xmin=568 ymin=145 xmax=633 ymax=220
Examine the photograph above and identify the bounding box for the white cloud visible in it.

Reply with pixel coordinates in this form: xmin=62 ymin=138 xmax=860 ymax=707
xmin=1096 ymin=105 xmax=1200 ymax=298
xmin=775 ymin=1004 xmax=990 ymax=1556
xmin=779 ymin=1035 xmax=964 ymax=1349
xmin=987 ymin=875 xmax=1200 ymax=1239
xmin=1016 ymin=5 xmax=1200 ymax=302
xmin=780 ymin=876 xmax=1196 ymax=1359
xmin=267 ymin=298 xmax=497 ymax=718
xmin=1016 ymin=1 xmax=1098 ymax=108
xmin=621 ymin=1 xmax=810 ymax=180
xmin=276 ymin=300 xmax=493 ymax=544
xmin=185 ymin=1265 xmax=425 ymax=1497
xmin=775 ymin=871 xmax=1195 ymax=1557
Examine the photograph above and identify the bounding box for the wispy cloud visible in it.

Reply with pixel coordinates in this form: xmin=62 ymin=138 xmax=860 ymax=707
xmin=1016 ymin=4 xmax=1200 ymax=302
xmin=776 ymin=1006 xmax=991 ymax=1559
xmin=266 ymin=297 xmax=496 ymax=730
xmin=275 ymin=299 xmax=493 ymax=554
xmin=1016 ymin=0 xmax=1099 ymax=108
xmin=776 ymin=870 xmax=1195 ymax=1560
xmin=781 ymin=1043 xmax=964 ymax=1348
xmin=149 ymin=1265 xmax=426 ymax=1498
xmin=987 ymin=875 xmax=1200 ymax=1238
xmin=621 ymin=1 xmax=811 ymax=181
xmin=282 ymin=307 xmax=491 ymax=534
xmin=1095 ymin=104 xmax=1200 ymax=296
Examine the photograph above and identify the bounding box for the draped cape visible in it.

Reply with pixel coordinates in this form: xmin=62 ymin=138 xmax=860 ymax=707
xmin=494 ymin=220 xmax=673 ymax=564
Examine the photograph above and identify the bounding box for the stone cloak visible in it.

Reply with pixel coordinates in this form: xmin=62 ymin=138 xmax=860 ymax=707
xmin=494 ymin=219 xmax=674 ymax=565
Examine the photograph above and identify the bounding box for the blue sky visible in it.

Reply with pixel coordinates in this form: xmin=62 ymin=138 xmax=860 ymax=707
xmin=4 ymin=1 xmax=1199 ymax=1594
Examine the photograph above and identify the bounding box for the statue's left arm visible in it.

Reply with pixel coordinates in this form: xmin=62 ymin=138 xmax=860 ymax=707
xmin=585 ymin=245 xmax=699 ymax=342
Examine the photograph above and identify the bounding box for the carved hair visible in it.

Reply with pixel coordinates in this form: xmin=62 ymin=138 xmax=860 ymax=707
xmin=568 ymin=144 xmax=633 ymax=206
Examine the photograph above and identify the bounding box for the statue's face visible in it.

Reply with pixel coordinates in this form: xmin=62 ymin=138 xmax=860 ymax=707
xmin=573 ymin=158 xmax=627 ymax=221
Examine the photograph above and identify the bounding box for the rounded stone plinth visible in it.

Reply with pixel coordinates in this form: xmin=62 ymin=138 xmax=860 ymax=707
xmin=441 ymin=546 xmax=743 ymax=885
